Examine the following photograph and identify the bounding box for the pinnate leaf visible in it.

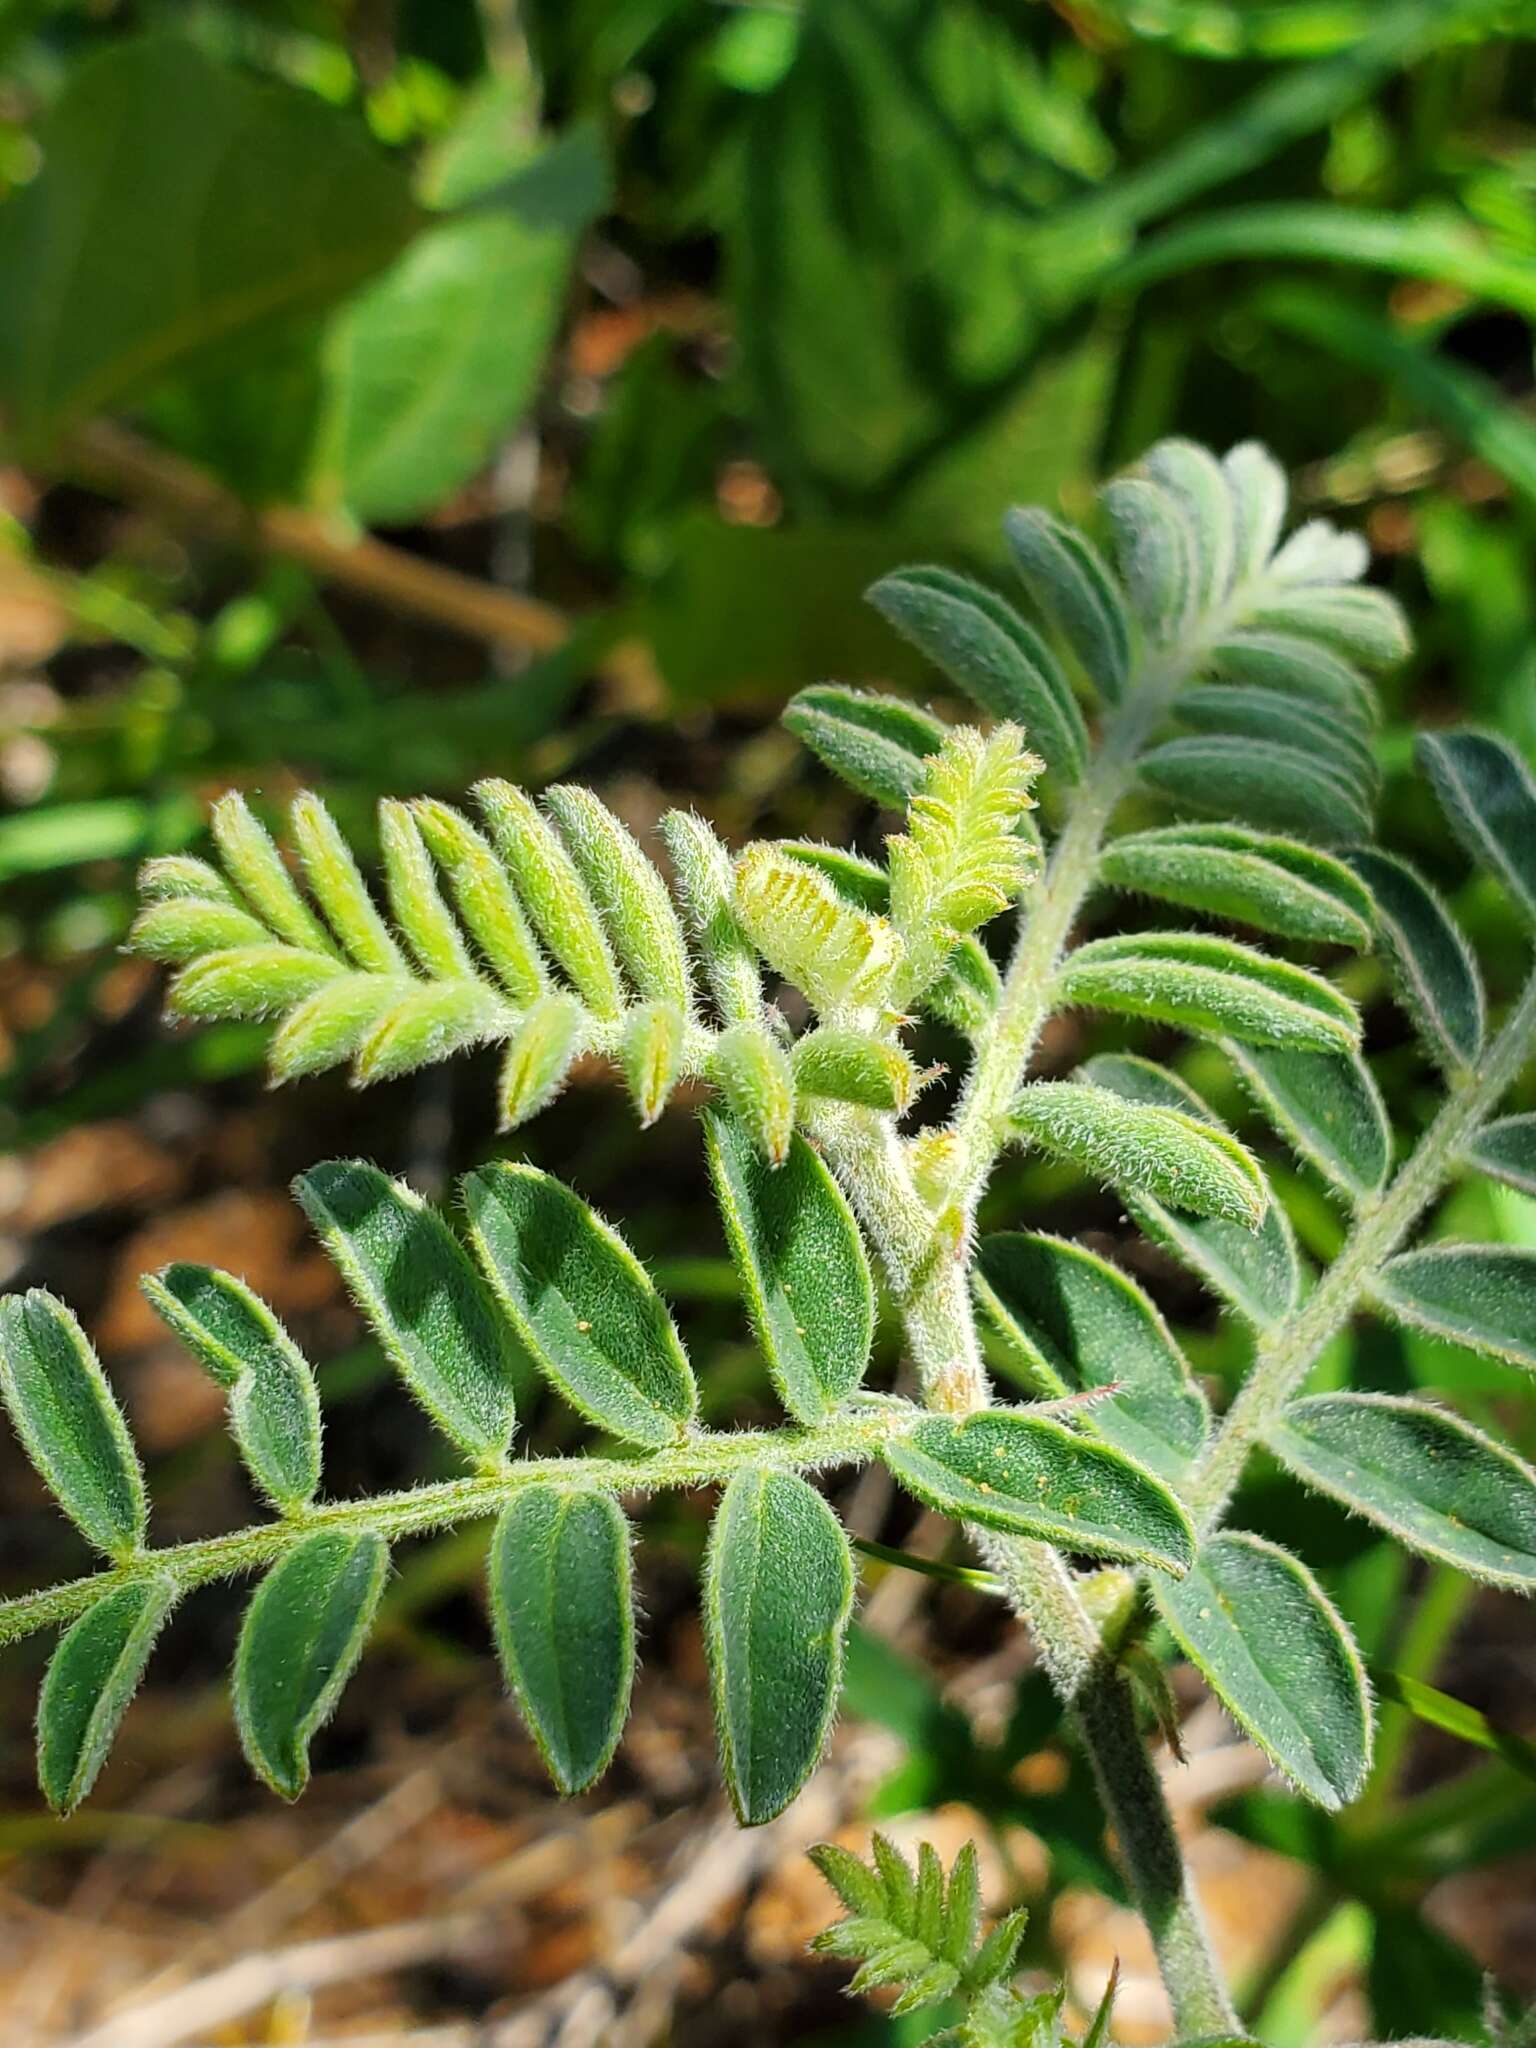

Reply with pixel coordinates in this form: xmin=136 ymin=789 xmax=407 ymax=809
xmin=1010 ymin=1079 xmax=1268 ymax=1229
xmin=705 ymin=1111 xmax=873 ymax=1425
xmin=1417 ymin=728 xmax=1536 ymax=927
xmin=38 ymin=1576 xmax=176 ymax=1814
xmin=1154 ymin=1531 xmax=1371 ymax=1808
xmin=705 ymin=1467 xmax=854 ymax=1824
xmin=1058 ymin=931 xmax=1358 ymax=1055
xmin=235 ymin=1527 xmax=388 ymax=1800
xmin=1266 ymin=1394 xmax=1536 ymax=1590
xmin=1100 ymin=823 xmax=1374 ymax=949
xmin=295 ymin=1161 xmax=520 ymax=1463
xmin=1343 ymin=847 xmax=1484 ymax=1073
xmin=0 ymin=1290 xmax=145 ymax=1560
xmin=490 ymin=1486 xmax=634 ymax=1795
xmin=884 ymin=1411 xmax=1195 ymax=1573
xmin=1374 ymin=1245 xmax=1536 ymax=1372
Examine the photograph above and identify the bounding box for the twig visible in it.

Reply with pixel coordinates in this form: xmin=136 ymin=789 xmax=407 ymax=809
xmin=60 ymin=420 xmax=570 ymax=657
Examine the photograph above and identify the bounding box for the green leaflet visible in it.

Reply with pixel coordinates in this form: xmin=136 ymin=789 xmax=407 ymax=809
xmin=37 ymin=1576 xmax=177 ymax=1814
xmin=1174 ymin=685 xmax=1378 ymax=801
xmin=1266 ymin=1394 xmax=1536 ymax=1590
xmin=295 ymin=1161 xmax=521 ymax=1463
xmin=234 ymin=1528 xmax=388 ymax=1801
xmin=704 ymin=1110 xmax=873 ymax=1426
xmin=128 ymin=896 xmax=271 ymax=961
xmin=1204 ymin=630 xmax=1376 ymax=726
xmin=791 ymin=1026 xmax=916 ymax=1113
xmin=1154 ymin=1532 xmax=1371 ymax=1809
xmin=713 ymin=1020 xmax=797 ymax=1167
xmin=168 ymin=944 xmax=346 ymax=1021
xmin=543 ymin=785 xmax=693 ymax=1011
xmin=352 ymin=978 xmax=506 ymax=1087
xmin=1058 ymin=930 xmax=1359 ymax=1055
xmin=782 ymin=685 xmax=947 ymax=808
xmin=380 ymin=798 xmax=479 ymax=981
xmin=270 ymin=972 xmax=417 ymax=1084
xmin=1100 ymin=824 xmax=1375 ymax=949
xmin=1145 ymin=437 xmax=1237 ymax=613
xmin=290 ymin=791 xmax=408 ymax=978
xmin=209 ymin=792 xmax=337 ymax=956
xmin=1225 ymin=1042 xmax=1390 ymax=1206
xmin=1080 ymin=1055 xmax=1300 ymax=1328
xmin=1103 ymin=475 xmax=1196 ymax=642
xmin=1010 ymin=1079 xmax=1268 ymax=1230
xmin=1138 ymin=733 xmax=1372 ymax=845
xmin=1004 ymin=507 xmax=1130 ymax=702
xmin=883 ymin=1412 xmax=1195 ymax=1573
xmin=621 ymin=1000 xmax=686 ymax=1126
xmin=1465 ymin=1115 xmax=1536 ymax=1198
xmin=475 ymin=779 xmax=624 ymax=1020
xmin=704 ymin=1467 xmax=854 ymax=1825
xmin=661 ymin=810 xmax=762 ymax=1027
xmin=1374 ymin=1245 xmax=1536 ymax=1372
xmin=410 ymin=797 xmax=545 ymax=1004
xmin=1223 ymin=442 xmax=1287 ymax=585
xmin=490 ymin=1487 xmax=634 ymax=1795
xmin=866 ymin=565 xmax=1088 ymax=780
xmin=1343 ymin=847 xmax=1484 ymax=1074
xmin=0 ymin=1290 xmax=145 ymax=1560
xmin=141 ymin=1264 xmax=321 ymax=1510
xmin=463 ymin=1162 xmax=696 ymax=1447
xmin=1246 ymin=583 xmax=1410 ymax=671
xmin=499 ymin=990 xmax=587 ymax=1132
xmin=975 ymin=1233 xmax=1209 ymax=1480
xmin=1417 ymin=729 xmax=1536 ymax=927
xmin=733 ymin=844 xmax=900 ymax=1013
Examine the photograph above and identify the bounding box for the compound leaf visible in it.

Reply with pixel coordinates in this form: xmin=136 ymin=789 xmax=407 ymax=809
xmin=1154 ymin=1531 xmax=1371 ymax=1808
xmin=490 ymin=1486 xmax=634 ymax=1795
xmin=235 ymin=1527 xmax=388 ymax=1800
xmin=1226 ymin=1042 xmax=1390 ymax=1205
xmin=1010 ymin=1079 xmax=1267 ymax=1229
xmin=0 ymin=1290 xmax=145 ymax=1561
xmin=295 ymin=1161 xmax=520 ymax=1463
xmin=884 ymin=1412 xmax=1194 ymax=1573
xmin=975 ymin=1233 xmax=1208 ymax=1479
xmin=1266 ymin=1394 xmax=1536 ymax=1590
xmin=37 ymin=1576 xmax=177 ymax=1814
xmin=1375 ymin=1245 xmax=1536 ymax=1372
xmin=464 ymin=1162 xmax=696 ymax=1447
xmin=705 ymin=1466 xmax=854 ymax=1824
xmin=705 ymin=1110 xmax=873 ymax=1425
xmin=1058 ymin=931 xmax=1358 ymax=1055
xmin=1343 ymin=848 xmax=1483 ymax=1074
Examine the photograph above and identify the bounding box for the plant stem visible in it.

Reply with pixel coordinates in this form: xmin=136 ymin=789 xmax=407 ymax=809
xmin=0 ymin=1404 xmax=913 ymax=1650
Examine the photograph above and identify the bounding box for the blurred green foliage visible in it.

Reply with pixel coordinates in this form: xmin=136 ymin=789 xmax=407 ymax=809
xmin=2 ymin=1 xmax=1535 ymax=2039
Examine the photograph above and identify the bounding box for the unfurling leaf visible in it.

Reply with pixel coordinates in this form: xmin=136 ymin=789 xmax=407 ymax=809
xmin=1154 ymin=1531 xmax=1371 ymax=1809
xmin=141 ymin=1264 xmax=321 ymax=1510
xmin=1374 ymin=1245 xmax=1536 ymax=1372
xmin=792 ymin=1026 xmax=916 ymax=1112
xmin=1103 ymin=474 xmax=1195 ymax=641
xmin=38 ymin=1577 xmax=177 ymax=1814
xmin=705 ymin=1467 xmax=854 ymax=1824
xmin=234 ymin=1528 xmax=388 ymax=1801
xmin=465 ymin=1162 xmax=696 ymax=1446
xmin=866 ymin=565 xmax=1087 ymax=779
xmin=883 ymin=1412 xmax=1195 ymax=1573
xmin=0 ymin=1291 xmax=145 ymax=1560
xmin=295 ymin=1161 xmax=521 ymax=1463
xmin=1010 ymin=1079 xmax=1268 ymax=1229
xmin=1417 ymin=728 xmax=1536 ymax=928
xmin=734 ymin=843 xmax=901 ymax=1013
xmin=782 ymin=685 xmax=946 ymax=808
xmin=1100 ymin=823 xmax=1374 ymax=949
xmin=705 ymin=1110 xmax=873 ymax=1425
xmin=490 ymin=1487 xmax=634 ymax=1795
xmin=1266 ymin=1394 xmax=1536 ymax=1590
xmin=1226 ymin=1042 xmax=1390 ymax=1205
xmin=1058 ymin=930 xmax=1359 ymax=1054
xmin=975 ymin=1233 xmax=1208 ymax=1479
xmin=1343 ymin=847 xmax=1484 ymax=1074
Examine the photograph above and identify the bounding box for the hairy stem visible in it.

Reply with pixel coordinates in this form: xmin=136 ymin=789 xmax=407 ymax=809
xmin=0 ymin=1404 xmax=912 ymax=1650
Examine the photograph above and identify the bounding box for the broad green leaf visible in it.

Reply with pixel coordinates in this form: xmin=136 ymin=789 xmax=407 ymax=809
xmin=295 ymin=1161 xmax=521 ymax=1462
xmin=463 ymin=1162 xmax=696 ymax=1446
xmin=234 ymin=1528 xmax=388 ymax=1800
xmin=1375 ymin=1245 xmax=1536 ymax=1371
xmin=37 ymin=1576 xmax=176 ymax=1814
xmin=0 ymin=36 xmax=417 ymax=443
xmin=1342 ymin=848 xmax=1483 ymax=1073
xmin=705 ymin=1110 xmax=873 ymax=1425
xmin=490 ymin=1487 xmax=634 ymax=1795
xmin=1138 ymin=733 xmax=1372 ymax=844
xmin=0 ymin=1291 xmax=145 ymax=1560
xmin=975 ymin=1233 xmax=1208 ymax=1479
xmin=1080 ymin=1054 xmax=1301 ymax=1327
xmin=1266 ymin=1394 xmax=1536 ymax=1589
xmin=884 ymin=1412 xmax=1194 ymax=1572
xmin=1010 ymin=1080 xmax=1267 ymax=1229
xmin=1226 ymin=1042 xmax=1390 ymax=1205
xmin=1005 ymin=507 xmax=1130 ymax=701
xmin=141 ymin=1264 xmax=321 ymax=1510
xmin=1058 ymin=931 xmax=1358 ymax=1054
xmin=1465 ymin=1115 xmax=1536 ymax=1199
xmin=705 ymin=1467 xmax=854 ymax=1824
xmin=1154 ymin=1532 xmax=1371 ymax=1808
xmin=1417 ymin=729 xmax=1536 ymax=927
xmin=866 ymin=566 xmax=1088 ymax=779
xmin=782 ymin=686 xmax=946 ymax=809
xmin=712 ymin=1021 xmax=797 ymax=1168
xmin=1100 ymin=824 xmax=1374 ymax=948
xmin=1175 ymin=685 xmax=1377 ymax=801
xmin=1204 ymin=630 xmax=1376 ymax=726
xmin=542 ymin=785 xmax=693 ymax=1011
